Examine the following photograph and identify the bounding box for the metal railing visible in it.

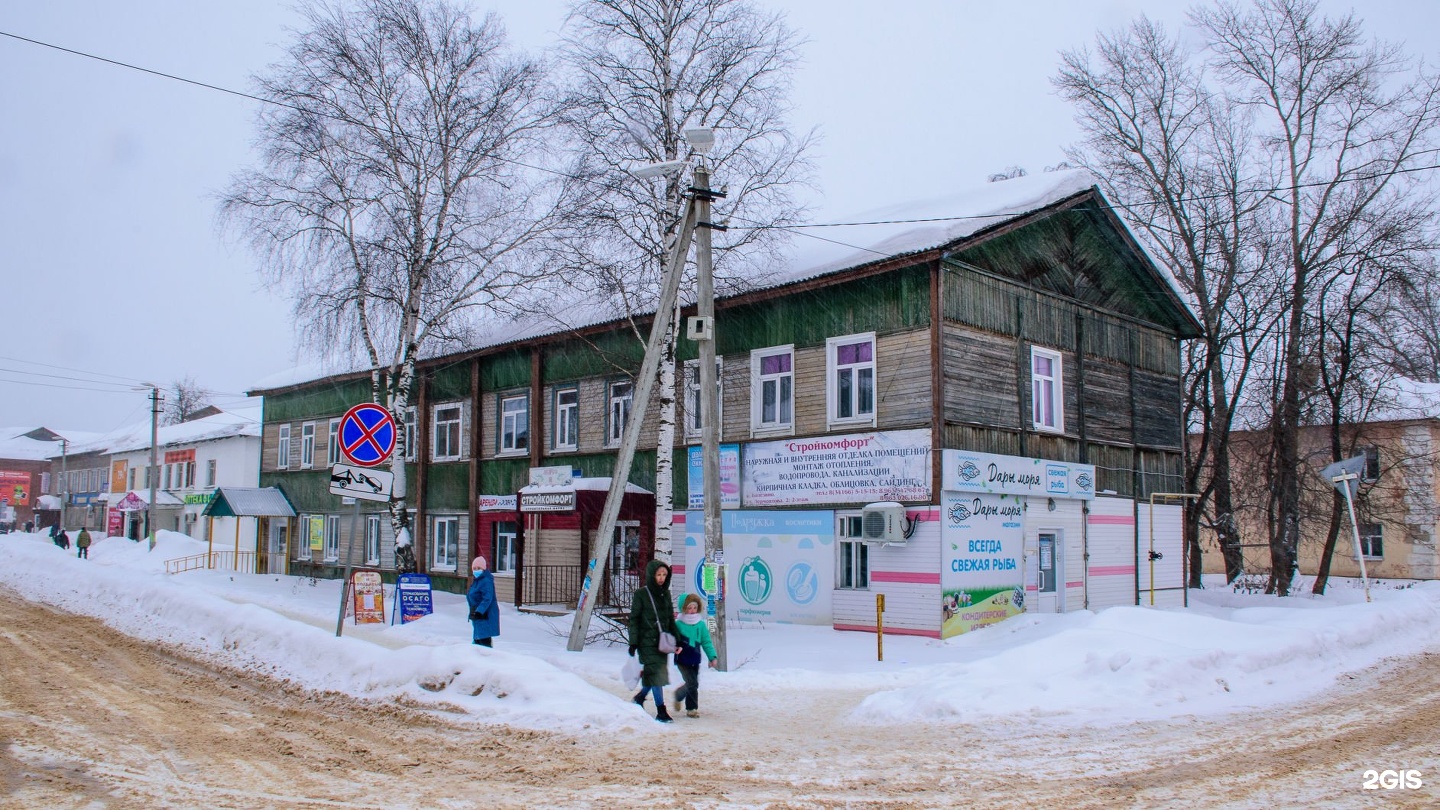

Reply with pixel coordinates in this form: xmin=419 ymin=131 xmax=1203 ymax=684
xmin=164 ymin=551 xmax=257 ymax=575
xmin=520 ymin=565 xmax=640 ymax=613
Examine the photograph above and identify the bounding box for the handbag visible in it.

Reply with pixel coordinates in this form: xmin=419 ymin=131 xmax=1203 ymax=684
xmin=644 ymin=589 xmax=679 ymax=654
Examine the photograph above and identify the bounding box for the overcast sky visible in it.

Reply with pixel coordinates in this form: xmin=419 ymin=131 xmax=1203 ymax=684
xmin=3 ymin=1 xmax=1437 ymax=434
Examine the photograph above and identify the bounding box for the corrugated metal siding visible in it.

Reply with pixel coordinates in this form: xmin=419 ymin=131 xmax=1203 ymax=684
xmin=1137 ymin=503 xmax=1184 ymax=607
xmin=1022 ymin=497 xmax=1085 ymax=612
xmin=1086 ymin=496 xmax=1137 ymax=610
xmin=832 ymin=510 xmax=942 ymax=634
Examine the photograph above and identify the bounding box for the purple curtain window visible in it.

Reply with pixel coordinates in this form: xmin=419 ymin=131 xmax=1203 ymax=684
xmin=836 ymin=341 xmax=872 ymax=365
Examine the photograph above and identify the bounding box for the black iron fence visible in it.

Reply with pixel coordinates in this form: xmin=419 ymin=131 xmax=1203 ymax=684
xmin=520 ymin=565 xmax=641 ymax=614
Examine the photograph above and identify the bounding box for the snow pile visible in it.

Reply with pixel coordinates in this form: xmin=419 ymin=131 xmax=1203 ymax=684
xmin=5 ymin=527 xmax=1439 ymax=731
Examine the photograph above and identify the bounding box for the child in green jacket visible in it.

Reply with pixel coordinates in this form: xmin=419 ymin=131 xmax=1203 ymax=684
xmin=672 ymin=593 xmax=718 ymax=717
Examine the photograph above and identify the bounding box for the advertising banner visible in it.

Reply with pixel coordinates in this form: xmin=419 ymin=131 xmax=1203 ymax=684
xmin=351 ymin=570 xmax=386 ymax=624
xmin=479 ymin=494 xmax=517 ymax=511
xmin=106 ymin=507 xmax=124 ymax=537
xmin=0 ymin=471 xmax=31 ymax=506
xmin=309 ymin=515 xmax=325 ymax=551
xmin=686 ymin=444 xmax=741 ymax=509
xmin=942 ymin=449 xmax=1096 ymax=500
xmin=110 ymin=460 xmax=128 ymax=493
xmin=683 ymin=510 xmax=834 ymax=625
xmin=742 ymin=429 xmax=930 ymax=507
xmin=396 ymin=573 xmax=433 ymax=623
xmin=940 ymin=492 xmax=1026 ymax=638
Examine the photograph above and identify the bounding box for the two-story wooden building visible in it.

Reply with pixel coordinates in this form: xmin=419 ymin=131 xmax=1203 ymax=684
xmin=252 ymin=170 xmax=1200 ymax=634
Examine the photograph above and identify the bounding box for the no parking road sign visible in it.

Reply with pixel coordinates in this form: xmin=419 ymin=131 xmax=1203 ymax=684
xmin=339 ymin=403 xmax=397 ymax=467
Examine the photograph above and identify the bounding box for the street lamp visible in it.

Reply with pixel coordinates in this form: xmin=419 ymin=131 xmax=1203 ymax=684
xmin=134 ymin=383 xmax=161 ymax=549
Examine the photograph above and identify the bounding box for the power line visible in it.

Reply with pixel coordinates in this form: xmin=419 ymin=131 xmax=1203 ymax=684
xmin=0 ymin=354 xmax=153 ymax=387
xmin=0 ymin=366 xmax=143 ymax=390
xmin=0 ymin=376 xmax=152 ymax=394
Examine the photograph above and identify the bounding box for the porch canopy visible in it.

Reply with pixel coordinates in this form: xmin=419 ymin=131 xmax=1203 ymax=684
xmin=106 ymin=490 xmax=184 ymax=511
xmin=201 ymin=487 xmax=296 ymax=518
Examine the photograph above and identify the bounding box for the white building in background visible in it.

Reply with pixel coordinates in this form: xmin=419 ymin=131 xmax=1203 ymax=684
xmin=100 ymin=403 xmax=263 ymax=545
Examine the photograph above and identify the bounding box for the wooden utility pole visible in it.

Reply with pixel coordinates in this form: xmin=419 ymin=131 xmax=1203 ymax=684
xmin=693 ymin=162 xmax=728 ymax=672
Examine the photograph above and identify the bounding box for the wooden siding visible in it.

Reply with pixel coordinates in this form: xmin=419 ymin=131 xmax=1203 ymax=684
xmin=424 ymin=462 xmax=470 ymax=511
xmin=264 ymin=378 xmax=372 ymax=422
xmin=1133 ymin=370 xmax=1182 ymax=449
xmin=942 ymin=327 xmax=1021 ymax=429
xmin=1081 ymin=358 xmax=1133 ymax=444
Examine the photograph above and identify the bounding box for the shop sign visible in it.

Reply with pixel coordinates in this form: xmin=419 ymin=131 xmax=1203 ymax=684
xmin=742 ymin=429 xmax=931 ymax=507
xmin=686 ymin=444 xmax=741 ymax=510
xmin=940 ymin=492 xmax=1026 ymax=638
xmin=107 ymin=507 xmax=124 ymax=536
xmin=396 ymin=573 xmax=433 ymax=623
xmin=479 ymin=494 xmax=517 ymax=511
xmin=184 ymin=493 xmax=213 ymax=505
xmin=941 ymin=449 xmax=1095 ymax=500
xmin=164 ymin=449 xmax=196 ymax=464
xmin=0 ymin=470 xmax=30 ymax=506
xmin=351 ymin=570 xmax=386 ymax=624
xmin=682 ymin=510 xmax=834 ymax=625
xmin=520 ymin=490 xmax=575 ymax=512
xmin=528 ymin=465 xmax=574 ymax=488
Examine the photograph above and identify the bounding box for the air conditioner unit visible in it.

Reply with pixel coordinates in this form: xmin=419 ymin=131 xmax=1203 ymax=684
xmin=860 ymin=502 xmax=907 ymax=545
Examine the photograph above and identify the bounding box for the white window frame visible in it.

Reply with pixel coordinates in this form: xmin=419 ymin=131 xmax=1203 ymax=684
xmin=403 ymin=407 xmax=417 ymax=462
xmin=1359 ymin=523 xmax=1384 ymax=559
xmin=431 ymin=516 xmax=460 ymax=571
xmin=493 ymin=521 xmax=518 ymax=575
xmin=432 ymin=403 xmax=463 ymax=461
xmin=301 ymin=422 xmax=316 ymax=468
xmin=327 ymin=418 xmax=341 ymax=465
xmin=499 ymin=393 xmax=529 ymax=455
xmin=836 ymin=512 xmax=869 ymax=590
xmin=277 ymin=425 xmax=291 ymax=469
xmin=750 ymin=345 xmax=794 ymax=436
xmin=324 ymin=515 xmax=341 ymax=562
xmin=826 ymin=332 xmax=877 ymax=427
xmin=606 ymin=379 xmax=634 ymax=447
xmin=206 ymin=459 xmax=217 ymax=487
xmin=365 ymin=514 xmax=382 ymax=565
xmin=611 ymin=521 xmax=642 ymax=578
xmin=1031 ymin=346 xmax=1064 ymax=433
xmin=298 ymin=515 xmax=315 ymax=561
xmin=683 ymin=358 xmax=724 ymax=443
xmin=553 ymin=387 xmax=579 ymax=451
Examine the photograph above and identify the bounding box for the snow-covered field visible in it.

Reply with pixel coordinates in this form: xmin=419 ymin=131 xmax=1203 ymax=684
xmin=5 ymin=529 xmax=1439 ymax=733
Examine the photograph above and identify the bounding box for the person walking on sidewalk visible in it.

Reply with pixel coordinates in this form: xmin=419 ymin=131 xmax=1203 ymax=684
xmin=672 ymin=593 xmax=718 ymax=718
xmin=76 ymin=527 xmax=92 ymax=559
xmin=627 ymin=559 xmax=678 ymax=723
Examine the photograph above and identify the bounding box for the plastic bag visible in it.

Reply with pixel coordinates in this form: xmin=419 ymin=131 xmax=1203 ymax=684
xmin=621 ymin=657 xmax=642 ymax=690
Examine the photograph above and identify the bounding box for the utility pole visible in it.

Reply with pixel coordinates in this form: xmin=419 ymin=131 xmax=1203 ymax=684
xmin=692 ymin=161 xmax=728 ymax=671
xmin=148 ymin=386 xmax=161 ymax=550
xmin=59 ymin=438 xmax=68 ymax=530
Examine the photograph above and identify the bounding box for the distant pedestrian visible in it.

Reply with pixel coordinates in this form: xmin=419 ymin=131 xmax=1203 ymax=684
xmin=76 ymin=527 xmax=92 ymax=559
xmin=672 ymin=593 xmax=718 ymax=718
xmin=628 ymin=559 xmax=677 ymax=723
xmin=57 ymin=529 xmax=70 ymax=550
xmin=49 ymin=524 xmax=60 ymax=546
xmin=466 ymin=556 xmax=499 ymax=647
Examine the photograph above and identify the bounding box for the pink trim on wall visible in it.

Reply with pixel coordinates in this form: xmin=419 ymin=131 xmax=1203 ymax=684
xmin=871 ymin=571 xmax=941 ymax=584
xmin=1088 ymin=565 xmax=1136 ymax=576
xmin=670 ymin=565 xmax=686 ymax=576
xmin=907 ymin=509 xmax=940 ymax=521
xmin=1088 ymin=514 xmax=1135 ymax=525
xmin=1066 ymin=580 xmax=1083 ymax=589
xmin=833 ymin=623 xmax=940 ymax=638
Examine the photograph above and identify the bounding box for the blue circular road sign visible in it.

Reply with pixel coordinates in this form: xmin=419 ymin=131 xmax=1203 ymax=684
xmin=339 ymin=404 xmax=397 ymax=467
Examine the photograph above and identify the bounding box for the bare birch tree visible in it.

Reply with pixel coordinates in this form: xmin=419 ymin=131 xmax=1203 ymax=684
xmin=164 ymin=375 xmax=215 ymax=425
xmin=221 ymin=0 xmax=578 ymax=572
xmin=1194 ymin=0 xmax=1440 ymax=594
xmin=550 ymin=0 xmax=814 ymax=559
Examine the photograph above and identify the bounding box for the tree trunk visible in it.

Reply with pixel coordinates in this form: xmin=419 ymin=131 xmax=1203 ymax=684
xmin=652 ymin=312 xmax=679 ymax=563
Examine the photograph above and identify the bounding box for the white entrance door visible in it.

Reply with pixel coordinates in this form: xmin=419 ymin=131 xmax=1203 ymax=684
xmin=267 ymin=519 xmax=289 ymax=575
xmin=1036 ymin=531 xmax=1063 ymax=613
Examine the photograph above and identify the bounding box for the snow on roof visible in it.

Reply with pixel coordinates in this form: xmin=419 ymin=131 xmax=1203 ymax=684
xmin=0 ymin=428 xmax=107 ymax=461
xmin=62 ymin=402 xmax=263 ymax=457
xmin=252 ymin=171 xmax=1104 ymax=391
xmin=1367 ymin=378 xmax=1440 ymax=423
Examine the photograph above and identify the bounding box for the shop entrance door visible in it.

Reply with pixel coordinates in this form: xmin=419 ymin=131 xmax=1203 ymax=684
xmin=1036 ymin=532 xmax=1063 ymax=613
xmin=266 ymin=519 xmax=289 ymax=574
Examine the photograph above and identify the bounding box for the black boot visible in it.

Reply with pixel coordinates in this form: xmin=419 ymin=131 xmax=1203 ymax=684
xmin=655 ymin=704 xmax=673 ymax=723
xmin=633 ymin=689 xmax=647 ymax=706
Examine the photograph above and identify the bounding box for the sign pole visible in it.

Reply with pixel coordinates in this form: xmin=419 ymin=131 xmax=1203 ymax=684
xmin=336 ymin=497 xmax=361 ymax=636
xmin=1333 ymin=472 xmax=1372 ymax=603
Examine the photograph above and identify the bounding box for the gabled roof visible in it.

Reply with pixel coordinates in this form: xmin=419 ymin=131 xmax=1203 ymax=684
xmin=202 ymin=487 xmax=297 ymax=518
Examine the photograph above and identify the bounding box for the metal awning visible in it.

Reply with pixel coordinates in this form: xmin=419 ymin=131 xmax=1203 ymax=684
xmin=202 ymin=487 xmax=296 ymax=518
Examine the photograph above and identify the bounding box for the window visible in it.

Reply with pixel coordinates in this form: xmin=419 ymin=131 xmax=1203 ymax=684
xmin=1362 ymin=446 xmax=1380 ymax=483
xmin=324 ymin=515 xmax=341 ymax=562
xmin=298 ymin=515 xmax=315 ymax=561
xmin=837 ymin=513 xmax=869 ymax=589
xmin=432 ymin=516 xmax=459 ymax=570
xmin=751 ymin=346 xmax=794 ymax=434
xmin=684 ymin=359 xmax=724 ymax=441
xmin=1031 ymin=347 xmax=1064 ymax=432
xmin=327 ymin=419 xmax=341 ymax=465
xmin=403 ymin=408 xmax=417 ymax=462
xmin=494 ymin=521 xmax=518 ymax=574
xmin=607 ymin=379 xmax=634 ymax=446
xmin=126 ymin=469 xmax=135 ymax=490
xmin=365 ymin=514 xmax=382 ymax=565
xmin=1359 ymin=523 xmax=1384 ymax=559
xmin=301 ymin=422 xmax=316 ymax=468
xmin=500 ymin=394 xmax=529 ymax=454
xmin=206 ymin=459 xmax=217 ymax=487
xmin=278 ymin=425 xmax=291 ymax=469
xmin=612 ymin=522 xmax=641 ymax=577
xmin=827 ymin=333 xmax=876 ymax=426
xmin=433 ymin=404 xmax=462 ymax=461
xmin=553 ymin=387 xmax=579 ymax=451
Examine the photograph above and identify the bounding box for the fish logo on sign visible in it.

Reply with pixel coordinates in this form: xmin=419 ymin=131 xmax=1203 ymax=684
xmin=339 ymin=404 xmax=396 ymax=468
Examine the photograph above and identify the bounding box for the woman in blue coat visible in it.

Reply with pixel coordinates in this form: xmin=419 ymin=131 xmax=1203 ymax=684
xmin=466 ymin=556 xmax=499 ymax=647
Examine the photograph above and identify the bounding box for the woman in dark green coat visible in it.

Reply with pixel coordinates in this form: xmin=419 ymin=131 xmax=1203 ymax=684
xmin=628 ymin=558 xmax=678 ymax=722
